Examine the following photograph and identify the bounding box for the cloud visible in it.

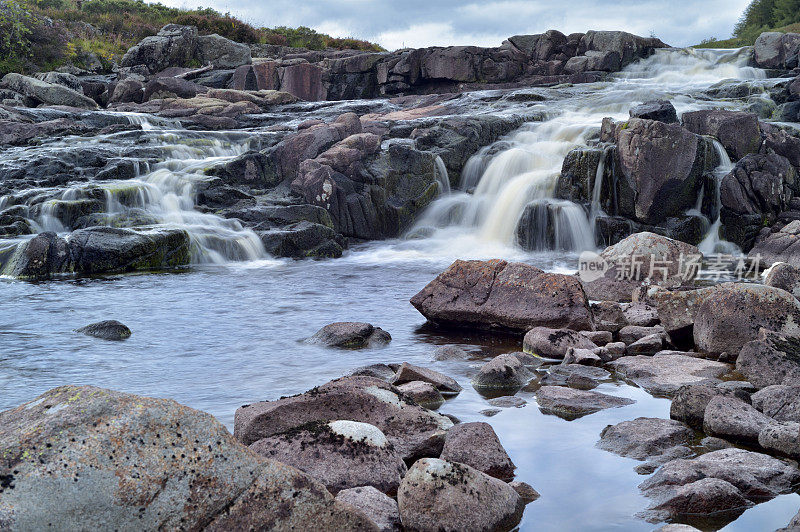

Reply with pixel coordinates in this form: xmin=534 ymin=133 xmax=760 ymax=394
xmin=156 ymin=0 xmax=753 ymax=49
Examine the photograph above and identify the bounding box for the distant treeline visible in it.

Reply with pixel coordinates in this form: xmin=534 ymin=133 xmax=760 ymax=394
xmin=696 ymin=0 xmax=800 ymax=48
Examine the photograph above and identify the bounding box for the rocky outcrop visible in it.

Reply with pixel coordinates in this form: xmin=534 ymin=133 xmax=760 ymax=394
xmin=753 ymin=32 xmax=800 ymax=70
xmin=681 ymin=110 xmax=761 ymax=161
xmin=410 ymin=259 xmax=594 ymax=333
xmin=736 ymin=328 xmax=800 ymax=389
xmin=1 ymin=73 xmax=98 ymax=109
xmin=750 ymin=220 xmax=800 ymax=267
xmin=196 ymin=34 xmax=252 ymax=69
xmin=0 ymin=386 xmax=375 ymax=530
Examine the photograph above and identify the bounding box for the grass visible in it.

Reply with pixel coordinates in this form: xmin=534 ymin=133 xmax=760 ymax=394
xmin=692 ymin=21 xmax=800 ymax=49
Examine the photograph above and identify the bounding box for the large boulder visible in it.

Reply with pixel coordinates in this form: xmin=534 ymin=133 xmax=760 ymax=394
xmin=750 ymin=220 xmax=800 ymax=267
xmin=703 ymin=395 xmax=772 ymax=445
xmin=647 ymin=286 xmax=718 ymax=347
xmin=196 ymin=33 xmax=252 ymax=68
xmin=579 ymin=30 xmax=666 ymax=66
xmin=143 ymin=76 xmax=203 ymax=101
xmin=471 ymin=353 xmax=534 ymax=390
xmin=411 ymin=259 xmax=593 ymax=333
xmin=120 ymin=24 xmax=199 ymax=73
xmin=670 ymin=384 xmax=748 ymax=430
xmin=737 ymin=328 xmax=800 ymax=389
xmin=752 ymin=384 xmax=800 ymax=421
xmin=234 ymin=376 xmax=453 ymax=461
xmin=535 ymin=386 xmax=634 ymax=419
xmin=397 ymin=458 xmax=524 ymax=532
xmin=629 ymin=100 xmax=678 ymax=123
xmin=681 ymin=110 xmax=762 ymax=161
xmin=693 ymin=283 xmax=800 ymax=356
xmin=764 ymin=262 xmax=800 ymax=298
xmin=608 ymin=354 xmax=730 ymax=396
xmin=1 ymin=73 xmax=98 ymax=109
xmin=523 ymin=327 xmax=598 ymax=358
xmin=597 ymin=417 xmax=694 ymax=460
xmin=0 ymin=386 xmax=375 ymax=530
xmin=440 ymin=422 xmax=516 ymax=480
xmin=753 ymin=32 xmax=800 ymax=69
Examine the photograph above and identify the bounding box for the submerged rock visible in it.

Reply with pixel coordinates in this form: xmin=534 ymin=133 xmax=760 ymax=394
xmin=396 ymin=381 xmax=445 ymax=409
xmin=75 ymin=320 xmax=131 ymax=341
xmin=0 ymin=386 xmax=374 ymax=530
xmin=598 ymin=417 xmax=694 ymax=460
xmin=440 ymin=422 xmax=516 ymax=480
xmin=432 ymin=344 xmax=470 ymax=360
xmin=397 ymin=458 xmax=525 ymax=532
xmin=308 ymin=322 xmax=391 ymax=348
xmin=472 ymin=354 xmax=534 ymax=390
xmin=335 ymin=486 xmax=401 ymax=532
xmin=410 ymin=259 xmax=593 ymax=333
xmin=535 ymin=385 xmax=634 ymax=420
xmin=608 ymin=354 xmax=730 ymax=396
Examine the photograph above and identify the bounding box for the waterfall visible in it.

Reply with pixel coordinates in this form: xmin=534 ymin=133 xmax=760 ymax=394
xmin=434 ymin=156 xmax=451 ymax=195
xmin=698 ymin=140 xmax=739 ymax=255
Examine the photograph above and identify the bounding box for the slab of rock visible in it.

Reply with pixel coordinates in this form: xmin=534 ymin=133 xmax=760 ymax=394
xmin=737 ymin=329 xmax=800 ymax=389
xmin=391 ymin=362 xmax=461 ymax=395
xmin=308 ymin=322 xmax=391 ymax=348
xmin=752 ymin=384 xmax=800 ymax=421
xmin=751 ymin=221 xmax=800 ymax=268
xmin=397 ymin=458 xmax=524 ymax=532
xmin=670 ymin=384 xmax=748 ymax=430
xmin=523 ymin=327 xmax=598 ymax=358
xmin=75 ymin=320 xmax=131 ymax=341
xmin=765 ymin=262 xmax=800 ymax=298
xmin=250 ymin=420 xmax=406 ymax=495
xmin=598 ymin=417 xmax=694 ymax=460
xmin=758 ymin=421 xmax=800 ymax=459
xmin=535 ymin=385 xmax=634 ymax=420
xmin=580 ymin=330 xmax=613 ymax=345
xmin=509 ymin=481 xmax=540 ymax=504
xmin=432 ymin=345 xmax=470 ymax=360
xmin=234 ymin=376 xmax=454 ymax=461
xmin=703 ymin=395 xmax=772 ymax=445
xmin=0 ymin=386 xmax=375 ymax=531
xmin=630 ymin=99 xmax=678 ymax=123
xmin=336 ymin=486 xmax=401 ymax=532
xmin=487 ymin=396 xmax=527 ymax=408
xmin=619 ymin=325 xmax=665 ymax=345
xmin=625 ymin=334 xmax=664 ymax=356
xmin=472 ymin=353 xmax=534 ymax=390
xmin=440 ymin=422 xmax=516 ymax=480
xmin=544 ymin=364 xmax=611 ymax=389
xmin=634 ymin=445 xmax=694 ymax=475
xmin=609 ymin=354 xmax=730 ymax=396
xmin=562 ymin=347 xmax=602 ymax=366
xmin=410 ymin=259 xmax=593 ymax=333
xmin=1 ymin=73 xmax=98 ymax=109
xmin=397 ymin=381 xmax=445 ymax=409
xmin=682 ymin=109 xmax=761 ymax=161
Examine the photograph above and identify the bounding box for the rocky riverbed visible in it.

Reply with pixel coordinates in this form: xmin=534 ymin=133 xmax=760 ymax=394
xmin=4 ymin=24 xmax=800 ymax=531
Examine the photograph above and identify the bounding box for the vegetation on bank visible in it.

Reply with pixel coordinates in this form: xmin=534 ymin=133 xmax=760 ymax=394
xmin=693 ymin=0 xmax=800 ymax=48
xmin=0 ymin=0 xmax=383 ymax=76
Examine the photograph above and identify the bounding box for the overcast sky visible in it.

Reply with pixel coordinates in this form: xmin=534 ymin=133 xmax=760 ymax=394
xmin=159 ymin=0 xmax=751 ymax=50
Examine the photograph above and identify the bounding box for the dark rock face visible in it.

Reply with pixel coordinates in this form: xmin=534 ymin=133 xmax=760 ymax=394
xmin=411 ymin=259 xmax=593 ymax=333
xmin=143 ymin=76 xmax=203 ymax=101
xmin=597 ymin=417 xmax=694 ymax=460
xmin=0 ymin=386 xmax=375 ymax=531
xmin=260 ymin=221 xmax=346 ymax=259
xmin=207 ymin=150 xmax=280 ymax=189
xmin=630 ymin=100 xmax=678 ymax=123
xmin=120 ymin=24 xmax=199 ymax=74
xmin=681 ymin=110 xmax=761 ymax=161
xmin=753 ymin=31 xmax=800 ymax=69
xmin=736 ymin=329 xmax=800 ymax=389
xmin=76 ymin=320 xmax=131 ymax=341
xmin=308 ymin=322 xmax=391 ymax=348
xmin=750 ymin=220 xmax=800 ymax=267
xmin=440 ymin=422 xmax=516 ymax=480
xmin=397 ymin=458 xmax=525 ymax=532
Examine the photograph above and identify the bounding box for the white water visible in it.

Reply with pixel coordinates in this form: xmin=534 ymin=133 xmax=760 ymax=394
xmin=698 ymin=140 xmax=739 ymax=255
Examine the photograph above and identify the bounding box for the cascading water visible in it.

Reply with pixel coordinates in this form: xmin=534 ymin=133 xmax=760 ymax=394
xmin=698 ymin=140 xmax=739 ymax=255
xmin=433 ymin=155 xmax=451 ymax=195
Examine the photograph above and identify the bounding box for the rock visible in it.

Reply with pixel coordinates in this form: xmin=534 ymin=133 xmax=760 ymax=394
xmin=778 ymin=509 xmax=800 ymax=532
xmin=472 ymin=354 xmax=534 ymax=390
xmin=544 ymin=364 xmax=611 ymax=389
xmin=249 ymin=420 xmax=407 ymax=495
xmin=591 ymin=301 xmax=628 ymax=332
xmin=75 ymin=320 xmax=131 ymax=341
xmin=619 ymin=325 xmax=665 ymax=345
xmin=648 ymin=286 xmax=718 ymax=346
xmin=758 ymin=421 xmax=800 ymax=458
xmin=682 ymin=110 xmax=762 ymax=160
xmin=487 ymin=396 xmax=527 ymax=408
xmin=701 ymin=436 xmax=733 ymax=451
xmin=234 ymin=376 xmax=454 ymax=461
xmin=336 ymin=486 xmax=401 ymax=532
xmin=0 ymin=386 xmax=375 ymax=531
xmin=752 ymin=385 xmax=800 ymax=421
xmin=635 ymin=445 xmax=694 ymax=475
xmin=432 ymin=345 xmax=470 ymax=361
xmin=411 ymin=259 xmax=593 ymax=333
xmin=391 ymin=362 xmax=462 ymax=395
xmin=281 ymin=62 xmax=326 ymax=101
xmin=562 ymin=347 xmax=602 ymax=366
xmin=260 ymin=221 xmax=345 ymax=259
xmin=753 ymin=31 xmax=800 ymax=69
xmin=693 ymin=283 xmax=800 ymax=356
xmin=670 ymin=384 xmax=748 ymax=430
xmin=440 ymin=422 xmax=516 ymax=480
xmin=120 ymin=24 xmax=198 ymax=73
xmin=34 ymin=71 xmax=83 ymax=93
xmin=196 ymin=34 xmax=251 ymax=68
xmin=508 ymin=481 xmax=540 ymax=504
xmin=523 ymin=327 xmax=598 ymax=358
xmin=397 ymin=458 xmax=524 ymax=532
xmin=396 ymin=381 xmax=445 ymax=409
xmin=143 ymin=76 xmax=202 ymax=101
xmin=621 ymin=302 xmax=660 ymax=327
xmin=654 ymin=524 xmax=702 ymax=532
xmin=108 ymin=78 xmax=144 ymax=104
xmin=629 ymin=100 xmax=677 ymax=123
xmin=643 ymin=477 xmax=752 ymax=521
xmin=765 ymin=262 xmax=800 ymax=298
xmin=349 ymin=364 xmax=396 ymax=381
xmin=596 ymin=342 xmax=626 ymax=362
xmin=750 ymin=220 xmax=800 ymax=268
xmin=1 ymin=73 xmax=98 ymax=109
xmin=579 ymin=30 xmax=666 ymax=66
xmin=535 ymin=385 xmax=634 ymax=420
xmin=609 ymin=354 xmax=730 ymax=396
xmin=580 ymin=330 xmax=613 ymax=345
xmin=703 ymin=395 xmax=772 ymax=445
xmin=625 ymin=334 xmax=664 ymax=356
xmin=598 ymin=417 xmax=694 ymax=460
xmin=307 ymin=322 xmax=391 ymax=348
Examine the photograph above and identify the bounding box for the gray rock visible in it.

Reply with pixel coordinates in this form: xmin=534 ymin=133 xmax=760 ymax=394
xmin=109 ymin=78 xmax=144 ymax=104
xmin=440 ymin=422 xmax=516 ymax=480
xmin=308 ymin=322 xmax=391 ymax=348
xmin=397 ymin=458 xmax=524 ymax=532
xmin=609 ymin=354 xmax=730 ymax=396
xmin=509 ymin=481 xmax=540 ymax=504
xmin=596 ymin=342 xmax=626 ymax=362
xmin=701 ymin=436 xmax=733 ymax=451
xmin=336 ymin=486 xmax=401 ymax=532
xmin=535 ymin=385 xmax=634 ymax=420
xmin=648 ymin=286 xmax=718 ymax=346
xmin=349 ymin=364 xmax=396 ymax=381
xmin=523 ymin=327 xmax=598 ymax=359
xmin=753 ymin=31 xmax=800 ymax=69
xmin=619 ymin=325 xmax=665 ymax=345
xmin=621 ymin=302 xmax=660 ymax=326
xmin=562 ymin=347 xmax=602 ymax=366
xmin=642 ymin=477 xmax=752 ymax=522
xmin=545 ymin=364 xmax=611 ymax=389
xmin=391 ymin=362 xmax=461 ymax=395
xmin=758 ymin=421 xmax=800 ymax=459
xmin=751 ymin=221 xmax=800 ymax=268
xmin=670 ymin=384 xmax=748 ymax=430
xmin=472 ymin=354 xmax=534 ymax=390
xmin=682 ymin=109 xmax=762 ymax=161
xmin=591 ymin=300 xmax=628 ymax=332
xmin=597 ymin=417 xmax=694 ymax=460
xmin=120 ymin=24 xmax=198 ymax=73
xmin=75 ymin=320 xmax=131 ymax=341
xmin=487 ymin=396 xmax=527 ymax=408
xmin=397 ymin=381 xmax=445 ymax=409
xmin=703 ymin=395 xmax=772 ymax=445
xmin=1 ymin=73 xmax=98 ymax=109
xmin=432 ymin=345 xmax=470 ymax=361
xmin=634 ymin=445 xmax=694 ymax=475
xmin=737 ymin=329 xmax=800 ymax=389
xmin=250 ymin=420 xmax=407 ymax=495
xmin=196 ymin=34 xmax=252 ymax=68
xmin=752 ymin=384 xmax=800 ymax=421
xmin=580 ymin=330 xmax=613 ymax=345
xmin=765 ymin=262 xmax=800 ymax=298
xmin=629 ymin=100 xmax=677 ymax=123
xmin=625 ymin=333 xmax=664 ymax=356
xmin=0 ymin=386 xmax=375 ymax=531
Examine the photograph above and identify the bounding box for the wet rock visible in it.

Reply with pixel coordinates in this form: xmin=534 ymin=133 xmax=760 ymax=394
xmin=440 ymin=422 xmax=516 ymax=480
xmin=609 ymin=354 xmax=730 ymax=396
xmin=120 ymin=24 xmax=198 ymax=73
xmin=750 ymin=220 xmax=800 ymax=268
xmin=397 ymin=458 xmax=524 ymax=532
xmin=335 ymin=486 xmax=401 ymax=532
xmin=308 ymin=322 xmax=391 ymax=348
xmin=273 ymin=113 xmax=362 ymax=179
xmin=629 ymin=100 xmax=677 ymax=123
xmin=693 ymin=283 xmax=800 ymax=356
xmin=643 ymin=477 xmax=752 ymax=521
xmin=260 ymin=221 xmax=345 ymax=259
xmin=765 ymin=262 xmax=800 ymax=298
xmin=411 ymin=259 xmax=593 ymax=333
xmin=250 ymin=420 xmax=407 ymax=495
xmin=234 ymin=376 xmax=453 ymax=461
xmin=752 ymin=384 xmax=800 ymax=421
xmin=472 ymin=354 xmax=534 ymax=390
xmin=580 ymin=330 xmax=613 ymax=345
xmin=206 ymin=150 xmax=279 ymax=189
xmin=703 ymin=395 xmax=772 ymax=445
xmin=670 ymin=384 xmax=748 ymax=430
xmin=1 ymin=73 xmax=98 ymax=109
xmin=598 ymin=417 xmax=694 ymax=460
xmin=196 ymin=34 xmax=252 ymax=68
xmin=535 ymin=385 xmax=634 ymax=420
xmin=625 ymin=334 xmax=664 ymax=356
xmin=349 ymin=364 xmax=396 ymax=381
xmin=396 ymin=381 xmax=445 ymax=409
xmin=0 ymin=386 xmax=374 ymax=531
xmin=75 ymin=320 xmax=131 ymax=341
xmin=391 ymin=362 xmax=461 ymax=396
xmin=432 ymin=345 xmax=470 ymax=361
xmin=487 ymin=396 xmax=527 ymax=408
xmin=758 ymin=421 xmax=800 ymax=458
xmin=509 ymin=481 xmax=540 ymax=504
xmin=523 ymin=327 xmax=598 ymax=358
xmin=682 ymin=110 xmax=762 ymax=161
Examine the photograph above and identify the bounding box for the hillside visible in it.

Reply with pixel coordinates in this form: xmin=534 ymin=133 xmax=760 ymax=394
xmin=0 ymin=0 xmax=383 ymax=75
xmin=693 ymin=0 xmax=800 ymax=48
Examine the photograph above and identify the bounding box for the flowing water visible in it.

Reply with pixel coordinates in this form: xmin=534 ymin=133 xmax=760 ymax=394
xmin=2 ymin=47 xmax=798 ymax=530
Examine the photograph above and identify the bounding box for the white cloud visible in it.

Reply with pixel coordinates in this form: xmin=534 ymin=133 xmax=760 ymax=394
xmin=377 ymin=22 xmax=505 ymax=50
